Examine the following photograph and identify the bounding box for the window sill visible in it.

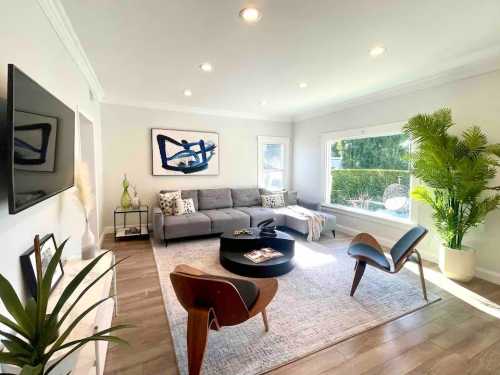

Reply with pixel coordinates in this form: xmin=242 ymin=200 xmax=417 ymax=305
xmin=321 ymin=203 xmax=415 ymax=228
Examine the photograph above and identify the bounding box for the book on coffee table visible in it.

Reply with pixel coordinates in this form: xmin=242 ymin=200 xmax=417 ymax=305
xmin=244 ymin=248 xmax=284 ymax=264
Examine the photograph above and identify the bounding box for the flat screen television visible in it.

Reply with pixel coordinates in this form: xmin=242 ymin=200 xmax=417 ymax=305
xmin=6 ymin=64 xmax=75 ymax=214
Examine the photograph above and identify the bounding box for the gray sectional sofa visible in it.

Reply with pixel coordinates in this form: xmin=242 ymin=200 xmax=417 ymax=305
xmin=153 ymin=188 xmax=336 ymax=244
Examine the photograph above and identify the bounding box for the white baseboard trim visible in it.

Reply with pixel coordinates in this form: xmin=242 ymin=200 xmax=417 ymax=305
xmin=475 ymin=267 xmax=500 ymax=285
xmin=336 ymin=224 xmax=500 ymax=285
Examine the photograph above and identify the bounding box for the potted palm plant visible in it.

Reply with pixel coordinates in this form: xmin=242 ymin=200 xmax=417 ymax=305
xmin=403 ymin=108 xmax=500 ymax=281
xmin=0 ymin=236 xmax=129 ymax=374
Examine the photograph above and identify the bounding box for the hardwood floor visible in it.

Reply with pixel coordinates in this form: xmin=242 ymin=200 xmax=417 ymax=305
xmin=102 ymin=233 xmax=500 ymax=375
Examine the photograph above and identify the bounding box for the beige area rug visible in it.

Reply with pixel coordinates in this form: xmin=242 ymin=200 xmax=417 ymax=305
xmin=152 ymin=233 xmax=440 ymax=375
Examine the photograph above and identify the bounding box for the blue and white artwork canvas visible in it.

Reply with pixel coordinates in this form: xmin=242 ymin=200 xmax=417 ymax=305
xmin=152 ymin=129 xmax=219 ymax=176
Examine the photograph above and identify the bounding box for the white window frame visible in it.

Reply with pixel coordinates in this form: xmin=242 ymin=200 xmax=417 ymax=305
xmin=320 ymin=122 xmax=413 ymax=224
xmin=258 ymin=136 xmax=290 ymax=190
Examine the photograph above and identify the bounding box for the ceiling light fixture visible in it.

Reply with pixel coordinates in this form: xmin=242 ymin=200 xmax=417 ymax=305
xmin=260 ymin=100 xmax=268 ymax=106
xmin=199 ymin=62 xmax=213 ymax=72
xmin=370 ymin=45 xmax=386 ymax=57
xmin=298 ymin=82 xmax=308 ymax=89
xmin=183 ymin=89 xmax=192 ymax=97
xmin=239 ymin=7 xmax=262 ymax=23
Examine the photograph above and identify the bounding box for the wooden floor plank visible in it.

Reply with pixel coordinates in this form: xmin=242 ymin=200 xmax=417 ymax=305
xmin=102 ymin=234 xmax=500 ymax=375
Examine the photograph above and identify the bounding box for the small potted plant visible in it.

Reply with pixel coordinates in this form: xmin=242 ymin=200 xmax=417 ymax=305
xmin=404 ymin=108 xmax=500 ymax=281
xmin=0 ymin=236 xmax=129 ymax=374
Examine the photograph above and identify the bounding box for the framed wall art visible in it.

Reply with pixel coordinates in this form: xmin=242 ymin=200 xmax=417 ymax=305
xmin=20 ymin=233 xmax=64 ymax=298
xmin=151 ymin=128 xmax=219 ymax=176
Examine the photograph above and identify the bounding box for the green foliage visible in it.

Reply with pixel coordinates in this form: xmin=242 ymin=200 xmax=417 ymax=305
xmin=404 ymin=108 xmax=500 ymax=249
xmin=0 ymin=236 xmax=130 ymax=374
xmin=331 ymin=133 xmax=409 ymax=170
xmin=331 ymin=169 xmax=410 ymax=205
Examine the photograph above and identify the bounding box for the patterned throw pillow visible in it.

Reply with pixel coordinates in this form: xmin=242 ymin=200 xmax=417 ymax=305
xmin=159 ymin=191 xmax=181 ymax=215
xmin=174 ymin=198 xmax=196 ymax=216
xmin=261 ymin=193 xmax=285 ymax=208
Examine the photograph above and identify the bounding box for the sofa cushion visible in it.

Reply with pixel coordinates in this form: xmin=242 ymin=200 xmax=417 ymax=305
xmin=161 ymin=189 xmax=199 ymax=211
xmin=236 ymin=206 xmax=280 ymax=227
xmin=231 ymin=188 xmax=261 ymax=207
xmin=198 ymin=188 xmax=233 ymax=210
xmin=286 ymin=191 xmax=298 ymax=206
xmin=164 ymin=212 xmax=211 ymax=239
xmin=260 ymin=189 xmax=298 ymax=206
xmin=202 ymin=208 xmax=250 ymax=234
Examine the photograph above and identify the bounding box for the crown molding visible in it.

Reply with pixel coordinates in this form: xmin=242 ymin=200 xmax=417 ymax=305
xmin=37 ymin=0 xmax=104 ymax=101
xmin=293 ymin=47 xmax=500 ymax=123
xmin=102 ymin=97 xmax=292 ymax=124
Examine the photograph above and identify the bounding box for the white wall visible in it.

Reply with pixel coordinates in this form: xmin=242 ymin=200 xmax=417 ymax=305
xmin=293 ymin=69 xmax=500 ymax=283
xmin=100 ymin=103 xmax=292 ymax=228
xmin=0 ymin=1 xmax=103 ymax=308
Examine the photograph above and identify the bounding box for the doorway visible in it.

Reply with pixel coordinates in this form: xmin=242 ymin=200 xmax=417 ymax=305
xmin=79 ymin=113 xmax=99 ymax=243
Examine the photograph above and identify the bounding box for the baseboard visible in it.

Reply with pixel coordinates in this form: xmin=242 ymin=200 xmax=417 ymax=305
xmin=475 ymin=267 xmax=500 ymax=285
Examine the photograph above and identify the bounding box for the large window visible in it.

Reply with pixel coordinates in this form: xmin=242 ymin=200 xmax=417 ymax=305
xmin=258 ymin=136 xmax=289 ymax=191
xmin=326 ymin=130 xmax=410 ymax=220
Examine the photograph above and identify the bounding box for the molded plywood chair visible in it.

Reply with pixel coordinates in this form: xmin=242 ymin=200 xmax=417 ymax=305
xmin=347 ymin=226 xmax=428 ymax=300
xmin=170 ymin=265 xmax=278 ymax=375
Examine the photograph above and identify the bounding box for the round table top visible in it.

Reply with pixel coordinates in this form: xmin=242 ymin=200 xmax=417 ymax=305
xmin=220 ymin=227 xmax=294 ymax=241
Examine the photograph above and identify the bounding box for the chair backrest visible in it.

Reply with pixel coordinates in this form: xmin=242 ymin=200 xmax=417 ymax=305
xmin=170 ymin=271 xmax=251 ymax=326
xmin=390 ymin=226 xmax=428 ymax=267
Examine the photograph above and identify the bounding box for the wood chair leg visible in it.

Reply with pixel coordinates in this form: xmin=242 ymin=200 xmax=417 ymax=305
xmin=414 ymin=250 xmax=428 ymax=301
xmin=350 ymin=261 xmax=366 ymax=297
xmin=187 ymin=307 xmax=217 ymax=375
xmin=262 ymin=309 xmax=269 ymax=332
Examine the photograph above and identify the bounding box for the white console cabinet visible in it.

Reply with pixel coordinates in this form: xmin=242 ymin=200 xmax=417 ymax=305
xmin=1 ymin=251 xmax=117 ymax=375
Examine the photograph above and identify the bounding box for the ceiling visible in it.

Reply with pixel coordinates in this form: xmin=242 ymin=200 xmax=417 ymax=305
xmin=62 ymin=0 xmax=500 ymax=121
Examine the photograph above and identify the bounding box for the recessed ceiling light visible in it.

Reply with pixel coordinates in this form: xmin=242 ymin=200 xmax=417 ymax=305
xmin=183 ymin=89 xmax=192 ymax=97
xmin=199 ymin=62 xmax=213 ymax=72
xmin=298 ymin=82 xmax=308 ymax=89
xmin=370 ymin=45 xmax=386 ymax=57
xmin=239 ymin=7 xmax=262 ymax=23
xmin=260 ymin=100 xmax=268 ymax=106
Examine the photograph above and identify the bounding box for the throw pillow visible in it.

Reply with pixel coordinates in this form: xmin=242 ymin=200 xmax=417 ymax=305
xmin=261 ymin=193 xmax=285 ymax=208
xmin=159 ymin=191 xmax=181 ymax=215
xmin=174 ymin=198 xmax=196 ymax=215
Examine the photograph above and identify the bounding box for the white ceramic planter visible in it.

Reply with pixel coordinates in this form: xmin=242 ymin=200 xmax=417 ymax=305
xmin=438 ymin=245 xmax=476 ymax=282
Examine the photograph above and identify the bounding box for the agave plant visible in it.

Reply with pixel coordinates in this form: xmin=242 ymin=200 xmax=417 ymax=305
xmin=403 ymin=108 xmax=500 ymax=249
xmin=0 ymin=235 xmax=129 ymax=374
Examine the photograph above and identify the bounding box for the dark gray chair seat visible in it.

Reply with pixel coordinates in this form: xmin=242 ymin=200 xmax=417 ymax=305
xmin=347 ymin=243 xmax=391 ymax=270
xmin=202 ymin=209 xmax=251 ymax=234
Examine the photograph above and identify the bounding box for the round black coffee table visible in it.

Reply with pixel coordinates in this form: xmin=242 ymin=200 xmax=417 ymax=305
xmin=219 ymin=228 xmax=295 ymax=277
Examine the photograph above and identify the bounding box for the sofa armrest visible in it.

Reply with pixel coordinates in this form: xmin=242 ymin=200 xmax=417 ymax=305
xmin=297 ymin=199 xmax=321 ymax=211
xmin=152 ymin=207 xmax=165 ymax=240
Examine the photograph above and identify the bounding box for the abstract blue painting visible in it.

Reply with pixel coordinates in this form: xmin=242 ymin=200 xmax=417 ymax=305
xmin=152 ymin=129 xmax=219 ymax=175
